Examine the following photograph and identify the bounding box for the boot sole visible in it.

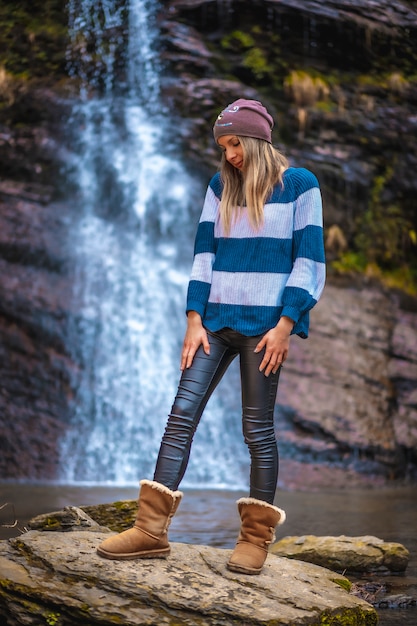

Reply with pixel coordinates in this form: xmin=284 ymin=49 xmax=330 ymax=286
xmin=226 ymin=562 xmax=262 ymax=575
xmin=96 ymin=547 xmax=170 ymax=560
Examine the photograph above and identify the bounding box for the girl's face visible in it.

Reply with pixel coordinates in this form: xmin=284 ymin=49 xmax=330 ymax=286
xmin=217 ymin=135 xmax=244 ymax=170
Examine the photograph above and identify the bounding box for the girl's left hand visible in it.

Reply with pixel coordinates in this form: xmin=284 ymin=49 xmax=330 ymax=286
xmin=255 ymin=316 xmax=294 ymax=377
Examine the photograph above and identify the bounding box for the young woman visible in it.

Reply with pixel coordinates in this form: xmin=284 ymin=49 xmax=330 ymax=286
xmin=97 ymin=99 xmax=326 ymax=574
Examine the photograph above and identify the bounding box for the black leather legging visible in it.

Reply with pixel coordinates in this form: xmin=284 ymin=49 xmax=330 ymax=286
xmin=153 ymin=328 xmax=281 ymax=503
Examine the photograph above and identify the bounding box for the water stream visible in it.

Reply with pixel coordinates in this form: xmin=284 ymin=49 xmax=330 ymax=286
xmin=60 ymin=0 xmax=247 ymax=487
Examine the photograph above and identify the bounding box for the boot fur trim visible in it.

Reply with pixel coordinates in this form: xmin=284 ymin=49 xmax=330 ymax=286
xmin=236 ymin=497 xmax=286 ymax=525
xmin=140 ymin=479 xmax=183 ymax=499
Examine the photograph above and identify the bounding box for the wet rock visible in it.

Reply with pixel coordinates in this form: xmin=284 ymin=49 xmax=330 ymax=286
xmin=266 ymin=0 xmax=417 ymax=30
xmin=0 ymin=527 xmax=378 ymax=625
xmin=373 ymin=593 xmax=416 ymax=609
xmin=0 ymin=86 xmax=70 ymax=187
xmin=271 ymin=534 xmax=410 ymax=574
xmin=0 ymin=190 xmax=77 ymax=480
xmin=350 ymin=581 xmax=388 ymax=606
xmin=28 ymin=507 xmax=109 ymax=533
xmin=160 ymin=20 xmax=214 ymax=74
xmin=166 ymin=0 xmax=417 ymax=30
xmin=276 ymin=283 xmax=417 ymax=488
xmin=28 ymin=504 xmax=137 ymax=535
xmin=350 ymin=582 xmax=417 ymax=608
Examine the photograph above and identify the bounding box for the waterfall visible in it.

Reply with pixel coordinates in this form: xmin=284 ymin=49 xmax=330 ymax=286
xmin=60 ymin=0 xmax=248 ymax=488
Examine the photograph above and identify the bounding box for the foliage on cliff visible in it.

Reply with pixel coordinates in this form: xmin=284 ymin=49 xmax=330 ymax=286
xmin=0 ymin=0 xmax=67 ymax=79
xmin=0 ymin=0 xmax=68 ymax=135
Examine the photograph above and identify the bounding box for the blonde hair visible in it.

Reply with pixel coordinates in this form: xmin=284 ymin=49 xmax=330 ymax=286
xmin=219 ymin=137 xmax=289 ymax=235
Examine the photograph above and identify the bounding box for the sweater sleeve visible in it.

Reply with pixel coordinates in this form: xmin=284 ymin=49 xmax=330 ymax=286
xmin=281 ymin=168 xmax=326 ymax=326
xmin=186 ymin=175 xmax=221 ymax=317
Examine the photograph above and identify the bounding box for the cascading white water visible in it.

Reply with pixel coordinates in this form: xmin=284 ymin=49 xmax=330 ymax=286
xmin=60 ymin=0 xmax=248 ymax=487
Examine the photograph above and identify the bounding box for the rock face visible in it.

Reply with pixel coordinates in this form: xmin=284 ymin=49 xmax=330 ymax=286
xmin=0 ymin=518 xmax=378 ymax=625
xmin=0 ymin=186 xmax=77 ymax=479
xmin=159 ymin=0 xmax=417 ymax=240
xmin=275 ymin=282 xmax=417 ymax=488
xmin=0 ymin=0 xmax=416 ymax=487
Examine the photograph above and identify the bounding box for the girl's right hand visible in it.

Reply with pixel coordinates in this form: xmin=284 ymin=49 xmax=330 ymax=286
xmin=180 ymin=311 xmax=210 ymax=370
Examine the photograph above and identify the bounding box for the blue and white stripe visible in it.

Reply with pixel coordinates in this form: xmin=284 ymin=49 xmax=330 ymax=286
xmin=186 ymin=167 xmax=326 ymax=338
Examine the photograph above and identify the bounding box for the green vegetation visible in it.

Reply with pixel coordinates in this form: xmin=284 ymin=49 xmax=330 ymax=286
xmin=332 ymin=577 xmax=352 ymax=592
xmin=319 ymin=608 xmax=377 ymax=625
xmin=221 ymin=28 xmax=274 ymax=82
xmin=355 ymin=167 xmax=416 ymax=267
xmin=80 ymin=501 xmax=137 ymax=533
xmin=284 ymin=70 xmax=330 ymax=138
xmin=332 ymin=166 xmax=417 ymax=295
xmin=0 ymin=0 xmax=67 ymax=79
xmin=220 ymin=27 xmax=287 ymax=87
xmin=45 ymin=612 xmax=61 ymax=626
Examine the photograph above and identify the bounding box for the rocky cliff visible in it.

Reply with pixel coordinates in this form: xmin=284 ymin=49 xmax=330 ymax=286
xmin=158 ymin=0 xmax=417 ymax=256
xmin=0 ymin=0 xmax=416 ymax=486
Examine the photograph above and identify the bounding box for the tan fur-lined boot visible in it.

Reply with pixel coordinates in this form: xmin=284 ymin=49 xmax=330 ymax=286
xmin=227 ymin=497 xmax=286 ymax=575
xmin=96 ymin=479 xmax=183 ymax=560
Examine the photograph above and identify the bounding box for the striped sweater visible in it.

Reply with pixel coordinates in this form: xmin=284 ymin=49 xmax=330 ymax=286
xmin=186 ymin=166 xmax=326 ymax=338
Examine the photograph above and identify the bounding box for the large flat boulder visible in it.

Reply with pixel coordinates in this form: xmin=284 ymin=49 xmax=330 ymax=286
xmin=0 ymin=522 xmax=377 ymax=625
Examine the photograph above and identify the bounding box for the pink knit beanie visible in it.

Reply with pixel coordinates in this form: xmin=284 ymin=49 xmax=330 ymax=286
xmin=213 ymin=98 xmax=274 ymax=143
